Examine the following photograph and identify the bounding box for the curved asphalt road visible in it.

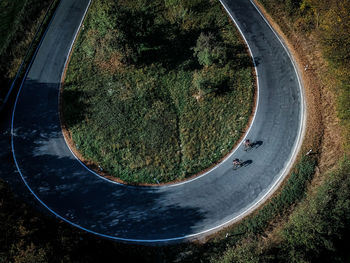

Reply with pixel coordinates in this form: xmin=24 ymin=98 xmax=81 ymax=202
xmin=11 ymin=0 xmax=303 ymax=243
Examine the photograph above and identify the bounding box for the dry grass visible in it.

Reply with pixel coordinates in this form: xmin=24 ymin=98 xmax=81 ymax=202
xmin=254 ymin=0 xmax=344 ymax=176
xmin=240 ymin=0 xmax=346 ymax=247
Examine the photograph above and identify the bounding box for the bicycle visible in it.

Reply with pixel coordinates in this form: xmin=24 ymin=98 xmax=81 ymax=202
xmin=232 ymin=159 xmax=243 ymax=170
xmin=243 ymin=139 xmax=253 ymax=151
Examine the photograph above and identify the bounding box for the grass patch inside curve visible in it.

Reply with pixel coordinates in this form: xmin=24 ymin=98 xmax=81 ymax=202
xmin=62 ymin=0 xmax=255 ymax=184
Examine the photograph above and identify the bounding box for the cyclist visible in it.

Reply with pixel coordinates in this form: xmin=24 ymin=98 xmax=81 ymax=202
xmin=243 ymin=139 xmax=252 ymax=151
xmin=233 ymin=158 xmax=242 ymax=167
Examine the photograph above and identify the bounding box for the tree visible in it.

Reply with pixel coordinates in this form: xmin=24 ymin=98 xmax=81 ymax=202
xmin=192 ymin=32 xmax=227 ymax=67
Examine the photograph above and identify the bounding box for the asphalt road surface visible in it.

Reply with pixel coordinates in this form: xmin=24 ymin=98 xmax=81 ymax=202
xmin=5 ymin=0 xmax=304 ymax=244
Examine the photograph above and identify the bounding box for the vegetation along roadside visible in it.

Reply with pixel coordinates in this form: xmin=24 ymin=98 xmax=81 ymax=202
xmin=0 ymin=0 xmax=60 ymax=108
xmin=0 ymin=0 xmax=349 ymax=262
xmin=208 ymin=0 xmax=350 ymax=261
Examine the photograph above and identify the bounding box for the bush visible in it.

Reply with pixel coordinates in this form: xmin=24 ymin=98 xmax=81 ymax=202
xmin=193 ymin=32 xmax=227 ymax=67
xmin=279 ymin=158 xmax=350 ymax=262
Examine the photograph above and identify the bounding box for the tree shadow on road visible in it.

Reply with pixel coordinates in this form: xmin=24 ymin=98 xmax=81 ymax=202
xmin=11 ymin=80 xmax=208 ymax=243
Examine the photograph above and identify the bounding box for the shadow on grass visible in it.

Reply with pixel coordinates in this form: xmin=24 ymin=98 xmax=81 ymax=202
xmin=115 ymin=4 xmax=255 ymax=72
xmin=0 ymin=71 xmax=11 ymax=100
xmin=214 ymin=79 xmax=232 ymax=96
xmin=61 ymin=87 xmax=89 ymax=128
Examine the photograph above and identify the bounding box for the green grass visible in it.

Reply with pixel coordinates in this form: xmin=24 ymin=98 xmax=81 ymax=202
xmin=63 ymin=0 xmax=254 ymax=184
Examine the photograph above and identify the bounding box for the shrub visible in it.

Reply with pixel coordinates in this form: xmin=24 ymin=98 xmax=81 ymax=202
xmin=193 ymin=32 xmax=227 ymax=67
